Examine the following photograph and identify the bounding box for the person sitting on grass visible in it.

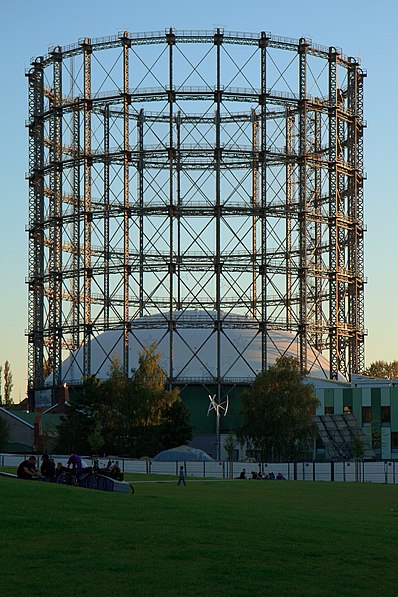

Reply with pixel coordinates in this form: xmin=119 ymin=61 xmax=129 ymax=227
xmin=109 ymin=460 xmax=123 ymax=481
xmin=54 ymin=462 xmax=65 ymax=480
xmin=239 ymin=468 xmax=246 ymax=479
xmin=40 ymin=454 xmax=56 ymax=481
xmin=17 ymin=456 xmax=38 ymax=479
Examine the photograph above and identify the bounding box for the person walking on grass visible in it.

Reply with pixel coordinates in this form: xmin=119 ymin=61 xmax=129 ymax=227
xmin=178 ymin=465 xmax=186 ymax=486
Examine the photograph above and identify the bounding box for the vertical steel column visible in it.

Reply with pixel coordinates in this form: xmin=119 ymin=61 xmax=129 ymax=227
xmin=72 ymin=99 xmax=80 ymax=351
xmin=328 ymin=47 xmax=338 ymax=379
xmin=251 ymin=109 xmax=258 ymax=318
xmin=27 ymin=58 xmax=45 ymax=402
xmin=356 ymin=70 xmax=366 ymax=373
xmin=82 ymin=39 xmax=92 ymax=377
xmin=49 ymin=46 xmax=63 ymax=391
xmin=70 ymin=56 xmax=80 ymax=352
xmin=204 ymin=29 xmax=225 ymax=457
xmin=122 ymin=33 xmax=131 ymax=375
xmin=137 ymin=108 xmax=144 ymax=317
xmin=214 ymin=28 xmax=223 ymax=414
xmin=347 ymin=60 xmax=366 ymax=374
xmin=176 ymin=111 xmax=182 ymax=310
xmin=103 ymin=105 xmax=110 ymax=329
xmin=337 ymin=89 xmax=348 ymax=378
xmin=298 ymin=38 xmax=309 ymax=373
xmin=167 ymin=28 xmax=176 ymax=386
xmin=285 ymin=107 xmax=293 ymax=330
xmin=347 ymin=64 xmax=357 ymax=374
xmin=314 ymin=110 xmax=323 ymax=350
xmin=259 ymin=32 xmax=268 ymax=370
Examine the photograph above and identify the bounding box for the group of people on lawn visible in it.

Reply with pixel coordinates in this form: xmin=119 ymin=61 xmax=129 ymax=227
xmin=17 ymin=452 xmax=82 ymax=481
xmin=17 ymin=453 xmax=123 ymax=482
xmin=238 ymin=468 xmax=286 ymax=480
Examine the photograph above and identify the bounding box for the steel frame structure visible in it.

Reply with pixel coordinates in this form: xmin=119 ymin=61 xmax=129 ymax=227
xmin=26 ymin=29 xmax=366 ymax=407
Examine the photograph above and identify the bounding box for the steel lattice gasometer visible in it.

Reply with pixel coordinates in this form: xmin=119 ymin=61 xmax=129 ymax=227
xmin=26 ymin=29 xmax=366 ymax=407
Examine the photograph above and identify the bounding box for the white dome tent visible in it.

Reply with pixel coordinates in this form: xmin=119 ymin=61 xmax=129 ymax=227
xmin=47 ymin=310 xmax=337 ymax=386
xmin=153 ymin=445 xmax=214 ymax=462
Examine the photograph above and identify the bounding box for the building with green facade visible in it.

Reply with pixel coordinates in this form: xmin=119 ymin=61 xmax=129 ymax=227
xmin=182 ymin=375 xmax=398 ymax=461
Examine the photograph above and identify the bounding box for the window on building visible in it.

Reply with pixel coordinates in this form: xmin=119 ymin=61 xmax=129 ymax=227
xmin=391 ymin=432 xmax=398 ymax=453
xmin=343 ymin=405 xmax=352 ymax=414
xmin=381 ymin=406 xmax=391 ymax=426
xmin=325 ymin=406 xmax=334 ymax=415
xmin=362 ymin=406 xmax=372 ymax=424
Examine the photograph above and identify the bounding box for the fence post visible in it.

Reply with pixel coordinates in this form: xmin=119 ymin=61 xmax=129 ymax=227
xmin=331 ymin=461 xmax=334 ymax=482
xmin=294 ymin=462 xmax=297 ymax=481
xmin=313 ymin=461 xmax=315 ymax=481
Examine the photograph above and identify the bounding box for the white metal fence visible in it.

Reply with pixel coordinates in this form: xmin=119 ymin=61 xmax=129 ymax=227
xmin=2 ymin=454 xmax=398 ymax=484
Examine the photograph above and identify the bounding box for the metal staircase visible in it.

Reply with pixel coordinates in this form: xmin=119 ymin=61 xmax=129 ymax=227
xmin=313 ymin=413 xmax=375 ymax=460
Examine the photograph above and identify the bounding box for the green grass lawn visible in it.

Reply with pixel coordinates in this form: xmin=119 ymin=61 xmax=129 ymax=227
xmin=0 ymin=476 xmax=397 ymax=596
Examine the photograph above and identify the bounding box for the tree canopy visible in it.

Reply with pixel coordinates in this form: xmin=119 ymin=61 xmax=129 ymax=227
xmin=362 ymin=360 xmax=398 ymax=380
xmin=3 ymin=361 xmax=13 ymax=409
xmin=238 ymin=356 xmax=319 ymax=462
xmin=56 ymin=344 xmax=192 ymax=457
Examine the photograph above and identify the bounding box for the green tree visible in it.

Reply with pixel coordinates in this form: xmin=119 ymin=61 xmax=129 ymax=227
xmin=362 ymin=360 xmax=398 ymax=380
xmin=238 ymin=356 xmax=319 ymax=462
xmin=87 ymin=424 xmax=105 ymax=455
xmin=224 ymin=431 xmax=237 ymax=462
xmin=55 ymin=406 xmax=93 ymax=454
xmin=127 ymin=345 xmax=187 ymax=456
xmin=351 ymin=430 xmax=365 ymax=482
xmin=129 ymin=344 xmax=175 ymax=426
xmin=55 ymin=345 xmax=191 ymax=457
xmin=0 ymin=416 xmax=9 ymax=450
xmin=159 ymin=399 xmax=192 ymax=452
xmin=3 ymin=361 xmax=13 ymax=409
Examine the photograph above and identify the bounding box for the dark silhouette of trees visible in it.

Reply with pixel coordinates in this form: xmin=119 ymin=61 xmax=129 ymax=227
xmin=362 ymin=360 xmax=398 ymax=380
xmin=3 ymin=361 xmax=13 ymax=409
xmin=158 ymin=400 xmax=192 ymax=452
xmin=56 ymin=345 xmax=192 ymax=457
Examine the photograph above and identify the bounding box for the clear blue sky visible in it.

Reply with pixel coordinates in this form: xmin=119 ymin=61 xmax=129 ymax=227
xmin=1 ymin=0 xmax=396 ymax=400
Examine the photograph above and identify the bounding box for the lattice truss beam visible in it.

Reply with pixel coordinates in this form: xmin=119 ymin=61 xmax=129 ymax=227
xmin=26 ymin=29 xmax=366 ymax=397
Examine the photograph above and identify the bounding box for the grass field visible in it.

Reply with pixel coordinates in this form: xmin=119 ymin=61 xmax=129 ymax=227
xmin=0 ymin=474 xmax=397 ymax=597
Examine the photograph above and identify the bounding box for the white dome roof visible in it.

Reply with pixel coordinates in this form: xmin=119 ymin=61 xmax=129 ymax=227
xmin=56 ymin=310 xmax=335 ymax=384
